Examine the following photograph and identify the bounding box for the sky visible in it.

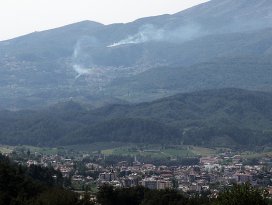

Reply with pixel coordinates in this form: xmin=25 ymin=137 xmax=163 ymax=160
xmin=0 ymin=0 xmax=209 ymax=41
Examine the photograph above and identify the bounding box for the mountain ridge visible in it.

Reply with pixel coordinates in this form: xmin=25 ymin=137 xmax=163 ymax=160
xmin=1 ymin=0 xmax=272 ymax=109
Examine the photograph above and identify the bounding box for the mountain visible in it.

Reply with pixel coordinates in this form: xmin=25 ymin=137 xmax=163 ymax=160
xmin=175 ymin=0 xmax=272 ymax=32
xmin=107 ymin=56 xmax=272 ymax=101
xmin=1 ymin=0 xmax=272 ymax=109
xmin=0 ymin=88 xmax=272 ymax=147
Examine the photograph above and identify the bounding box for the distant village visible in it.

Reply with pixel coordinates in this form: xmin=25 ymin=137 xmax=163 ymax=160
xmin=4 ymin=148 xmax=272 ymax=198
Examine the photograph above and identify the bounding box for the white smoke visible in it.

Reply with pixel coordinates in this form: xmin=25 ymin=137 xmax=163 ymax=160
xmin=107 ymin=24 xmax=202 ymax=48
xmin=107 ymin=25 xmax=164 ymax=47
xmin=73 ymin=42 xmax=80 ymax=59
xmin=73 ymin=64 xmax=93 ymax=79
xmin=72 ymin=36 xmax=98 ymax=79
xmin=71 ymin=23 xmax=203 ymax=83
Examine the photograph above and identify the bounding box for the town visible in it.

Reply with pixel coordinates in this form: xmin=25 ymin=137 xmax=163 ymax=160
xmin=3 ymin=145 xmax=272 ymax=198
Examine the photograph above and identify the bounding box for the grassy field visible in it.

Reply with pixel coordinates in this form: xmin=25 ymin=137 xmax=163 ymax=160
xmin=4 ymin=142 xmax=271 ymax=161
xmin=14 ymin=145 xmax=60 ymax=155
xmin=64 ymin=142 xmax=134 ymax=153
xmin=101 ymin=145 xmax=216 ymax=159
xmin=0 ymin=145 xmax=14 ymax=154
xmin=241 ymin=151 xmax=272 ymax=159
xmin=190 ymin=146 xmax=217 ymax=156
xmin=0 ymin=145 xmax=61 ymax=155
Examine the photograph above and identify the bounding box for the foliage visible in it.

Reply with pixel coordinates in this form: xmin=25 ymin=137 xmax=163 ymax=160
xmin=32 ymin=188 xmax=83 ymax=205
xmin=96 ymin=184 xmax=269 ymax=205
xmin=0 ymin=154 xmax=93 ymax=205
xmin=96 ymin=185 xmax=205 ymax=205
xmin=0 ymin=89 xmax=272 ymax=147
xmin=213 ymin=184 xmax=268 ymax=205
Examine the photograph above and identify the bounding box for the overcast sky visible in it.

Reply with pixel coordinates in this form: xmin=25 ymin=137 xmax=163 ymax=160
xmin=0 ymin=0 xmax=208 ymax=41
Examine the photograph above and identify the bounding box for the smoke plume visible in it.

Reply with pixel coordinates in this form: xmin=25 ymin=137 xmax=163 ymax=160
xmin=72 ymin=36 xmax=99 ymax=79
xmin=107 ymin=24 xmax=202 ymax=47
xmin=73 ymin=65 xmax=93 ymax=79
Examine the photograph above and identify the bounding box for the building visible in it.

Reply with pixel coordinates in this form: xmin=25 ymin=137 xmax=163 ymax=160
xmin=121 ymin=175 xmax=140 ymax=188
xmin=141 ymin=177 xmax=173 ymax=190
xmin=141 ymin=178 xmax=158 ymax=190
xmin=98 ymin=172 xmax=117 ymax=182
xmin=234 ymin=172 xmax=253 ymax=184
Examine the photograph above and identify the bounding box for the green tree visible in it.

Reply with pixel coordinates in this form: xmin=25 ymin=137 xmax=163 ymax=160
xmin=213 ymin=184 xmax=268 ymax=205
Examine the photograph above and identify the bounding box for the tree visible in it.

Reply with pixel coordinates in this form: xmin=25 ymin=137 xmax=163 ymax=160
xmin=213 ymin=184 xmax=268 ymax=205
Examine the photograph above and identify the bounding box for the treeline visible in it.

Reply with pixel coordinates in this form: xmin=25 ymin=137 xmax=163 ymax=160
xmin=1 ymin=88 xmax=272 ymax=147
xmin=0 ymin=154 xmax=93 ymax=205
xmin=96 ymin=184 xmax=271 ymax=205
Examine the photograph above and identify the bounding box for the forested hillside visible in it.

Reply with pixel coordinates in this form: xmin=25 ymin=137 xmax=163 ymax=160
xmin=0 ymin=154 xmax=92 ymax=205
xmin=0 ymin=88 xmax=272 ymax=147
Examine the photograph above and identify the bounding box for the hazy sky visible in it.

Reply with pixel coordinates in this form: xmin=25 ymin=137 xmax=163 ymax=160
xmin=0 ymin=0 xmax=208 ymax=41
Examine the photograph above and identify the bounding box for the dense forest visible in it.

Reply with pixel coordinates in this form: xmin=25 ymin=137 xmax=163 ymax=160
xmin=0 ymin=88 xmax=272 ymax=147
xmin=96 ymin=184 xmax=271 ymax=205
xmin=0 ymin=154 xmax=93 ymax=205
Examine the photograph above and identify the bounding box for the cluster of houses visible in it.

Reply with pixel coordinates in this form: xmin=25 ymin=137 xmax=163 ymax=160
xmin=8 ymin=149 xmax=272 ymax=196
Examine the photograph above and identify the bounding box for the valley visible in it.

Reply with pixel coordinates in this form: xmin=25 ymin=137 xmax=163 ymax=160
xmin=1 ymin=0 xmax=272 ymax=204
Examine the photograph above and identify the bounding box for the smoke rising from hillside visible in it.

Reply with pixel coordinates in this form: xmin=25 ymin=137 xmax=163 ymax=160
xmin=71 ymin=23 xmax=204 ymax=79
xmin=72 ymin=23 xmax=204 ymax=79
xmin=72 ymin=36 xmax=99 ymax=78
xmin=73 ymin=65 xmax=93 ymax=79
xmin=108 ymin=24 xmax=202 ymax=47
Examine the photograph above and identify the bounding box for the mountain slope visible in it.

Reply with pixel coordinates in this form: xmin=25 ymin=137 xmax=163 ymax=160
xmin=107 ymin=56 xmax=272 ymax=101
xmin=175 ymin=0 xmax=272 ymax=32
xmin=1 ymin=0 xmax=272 ymax=109
xmin=0 ymin=89 xmax=272 ymax=147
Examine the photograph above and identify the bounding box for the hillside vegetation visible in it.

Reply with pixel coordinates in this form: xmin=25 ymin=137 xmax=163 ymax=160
xmin=0 ymin=155 xmax=91 ymax=205
xmin=0 ymin=88 xmax=272 ymax=147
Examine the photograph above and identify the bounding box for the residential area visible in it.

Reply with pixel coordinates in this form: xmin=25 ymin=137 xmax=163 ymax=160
xmin=3 ymin=146 xmax=272 ymax=198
